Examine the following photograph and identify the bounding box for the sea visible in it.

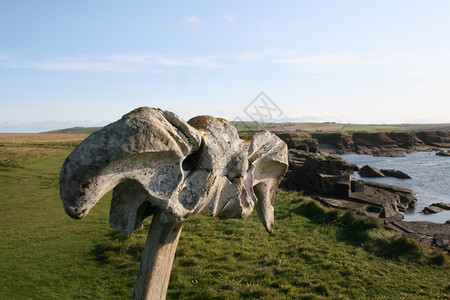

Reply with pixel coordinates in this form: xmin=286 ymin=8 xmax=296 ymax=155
xmin=338 ymin=151 xmax=450 ymax=224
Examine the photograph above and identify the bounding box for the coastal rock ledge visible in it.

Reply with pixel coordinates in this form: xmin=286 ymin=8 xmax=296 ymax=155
xmin=280 ymin=150 xmax=417 ymax=220
xmin=422 ymin=202 xmax=450 ymax=214
xmin=382 ymin=220 xmax=450 ymax=252
xmin=281 ymin=149 xmax=449 ymax=251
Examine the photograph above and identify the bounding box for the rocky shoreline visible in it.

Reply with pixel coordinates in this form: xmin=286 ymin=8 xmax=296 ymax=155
xmin=310 ymin=131 xmax=450 ymax=156
xmin=278 ymin=143 xmax=450 ymax=252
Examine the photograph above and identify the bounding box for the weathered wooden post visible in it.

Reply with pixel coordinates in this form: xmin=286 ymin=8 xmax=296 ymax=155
xmin=60 ymin=107 xmax=288 ymax=299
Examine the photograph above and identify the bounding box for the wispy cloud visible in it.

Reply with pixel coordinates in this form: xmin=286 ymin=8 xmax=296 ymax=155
xmin=273 ymin=53 xmax=360 ymax=66
xmin=182 ymin=16 xmax=202 ymax=25
xmin=237 ymin=51 xmax=272 ymax=61
xmin=154 ymin=56 xmax=220 ymax=68
xmin=282 ymin=112 xmax=350 ymax=123
xmin=2 ymin=53 xmax=222 ymax=72
xmin=224 ymin=14 xmax=236 ymax=23
xmin=0 ymin=54 xmax=9 ymax=60
xmin=287 ymin=20 xmax=302 ymax=27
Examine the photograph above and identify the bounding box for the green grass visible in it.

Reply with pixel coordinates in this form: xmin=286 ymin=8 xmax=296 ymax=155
xmin=37 ymin=122 xmax=450 ymax=136
xmin=231 ymin=121 xmax=268 ymax=131
xmin=341 ymin=123 xmax=450 ymax=132
xmin=0 ymin=144 xmax=449 ymax=299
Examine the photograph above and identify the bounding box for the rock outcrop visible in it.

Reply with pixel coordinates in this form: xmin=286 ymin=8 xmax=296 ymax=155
xmin=382 ymin=220 xmax=450 ymax=252
xmin=358 ymin=165 xmax=411 ymax=179
xmin=358 ymin=165 xmax=385 ymax=177
xmin=312 ymin=131 xmax=450 ymax=156
xmin=279 ymin=149 xmax=356 ymax=196
xmin=380 ymin=169 xmax=411 ymax=179
xmin=279 ymin=133 xmax=449 ymax=251
xmin=422 ymin=202 xmax=450 ymax=214
xmin=436 ymin=150 xmax=450 ymax=157
xmin=317 ymin=181 xmax=417 ymax=219
xmin=276 ymin=133 xmax=319 ymax=153
xmin=281 ymin=150 xmax=417 ymax=220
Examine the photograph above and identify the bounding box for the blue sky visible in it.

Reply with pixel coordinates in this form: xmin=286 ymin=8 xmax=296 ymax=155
xmin=1 ymin=1 xmax=450 ymax=132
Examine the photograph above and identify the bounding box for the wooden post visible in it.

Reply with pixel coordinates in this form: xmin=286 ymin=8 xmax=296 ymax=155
xmin=132 ymin=209 xmax=183 ymax=300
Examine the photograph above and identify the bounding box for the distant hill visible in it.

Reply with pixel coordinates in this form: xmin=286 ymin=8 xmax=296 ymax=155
xmin=43 ymin=122 xmax=450 ymax=136
xmin=234 ymin=121 xmax=450 ymax=133
xmin=42 ymin=127 xmax=102 ymax=134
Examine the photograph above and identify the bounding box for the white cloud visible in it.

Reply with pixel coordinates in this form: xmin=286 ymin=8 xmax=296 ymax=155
xmin=183 ymin=16 xmax=201 ymax=25
xmin=224 ymin=14 xmax=236 ymax=23
xmin=287 ymin=20 xmax=302 ymax=27
xmin=282 ymin=112 xmax=351 ymax=123
xmin=237 ymin=51 xmax=272 ymax=61
xmin=105 ymin=54 xmax=152 ymax=63
xmin=273 ymin=53 xmax=358 ymax=66
xmin=29 ymin=60 xmax=119 ymax=72
xmin=155 ymin=56 xmax=221 ymax=69
xmin=3 ymin=53 xmax=222 ymax=72
xmin=0 ymin=54 xmax=9 ymax=60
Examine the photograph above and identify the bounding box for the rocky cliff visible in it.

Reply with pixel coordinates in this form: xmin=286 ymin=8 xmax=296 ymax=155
xmin=310 ymin=131 xmax=450 ymax=156
xmin=280 ymin=150 xmax=417 ymax=220
xmin=279 ymin=148 xmax=449 ymax=251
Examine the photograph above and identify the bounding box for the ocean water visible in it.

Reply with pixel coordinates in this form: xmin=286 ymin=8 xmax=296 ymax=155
xmin=339 ymin=151 xmax=450 ymax=224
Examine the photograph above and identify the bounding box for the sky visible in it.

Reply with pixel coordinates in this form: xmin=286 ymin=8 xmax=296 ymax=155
xmin=1 ymin=0 xmax=450 ymax=132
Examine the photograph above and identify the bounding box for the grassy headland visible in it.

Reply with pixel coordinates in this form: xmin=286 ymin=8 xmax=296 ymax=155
xmin=0 ymin=135 xmax=448 ymax=299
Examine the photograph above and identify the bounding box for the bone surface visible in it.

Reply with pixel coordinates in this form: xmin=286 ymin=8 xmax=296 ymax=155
xmin=60 ymin=107 xmax=288 ymax=299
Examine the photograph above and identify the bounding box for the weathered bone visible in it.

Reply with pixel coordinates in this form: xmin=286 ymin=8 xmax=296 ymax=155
xmin=60 ymin=107 xmax=288 ymax=299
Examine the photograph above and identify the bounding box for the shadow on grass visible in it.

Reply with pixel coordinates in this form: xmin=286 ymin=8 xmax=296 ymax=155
xmin=291 ymin=199 xmax=446 ymax=265
xmin=89 ymin=229 xmax=144 ymax=275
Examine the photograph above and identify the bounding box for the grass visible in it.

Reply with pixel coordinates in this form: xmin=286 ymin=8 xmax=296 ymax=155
xmin=341 ymin=123 xmax=450 ymax=132
xmin=0 ymin=140 xmax=449 ymax=299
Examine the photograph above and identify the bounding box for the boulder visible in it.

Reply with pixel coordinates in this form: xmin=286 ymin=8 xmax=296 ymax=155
xmin=422 ymin=202 xmax=450 ymax=214
xmin=436 ymin=151 xmax=450 ymax=157
xmin=358 ymin=165 xmax=385 ymax=177
xmin=279 ymin=150 xmax=356 ymax=195
xmin=380 ymin=169 xmax=411 ymax=179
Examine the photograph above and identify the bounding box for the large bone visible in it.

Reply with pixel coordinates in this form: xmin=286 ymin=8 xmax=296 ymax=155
xmin=60 ymin=107 xmax=288 ymax=299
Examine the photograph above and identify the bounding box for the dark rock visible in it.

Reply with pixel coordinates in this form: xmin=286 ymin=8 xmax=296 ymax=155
xmin=315 ymin=180 xmax=417 ymax=219
xmin=311 ymin=133 xmax=354 ymax=154
xmin=349 ymin=180 xmax=417 ymax=218
xmin=353 ymin=132 xmax=397 ymax=148
xmin=372 ymin=150 xmax=406 ymax=157
xmin=432 ymin=202 xmax=450 ymax=210
xmin=280 ymin=150 xmax=356 ymax=195
xmin=422 ymin=202 xmax=450 ymax=214
xmin=436 ymin=151 xmax=450 ymax=156
xmin=275 ymin=133 xmax=320 ymax=153
xmin=416 ymin=131 xmax=450 ymax=148
xmin=282 ymin=151 xmax=417 ymax=219
xmin=380 ymin=169 xmax=411 ymax=179
xmin=310 ymin=131 xmax=450 ymax=157
xmin=358 ymin=165 xmax=385 ymax=177
xmin=422 ymin=206 xmax=444 ymax=214
xmin=387 ymin=132 xmax=425 ymax=148
xmin=382 ymin=220 xmax=450 ymax=252
xmin=279 ymin=150 xmax=450 ymax=251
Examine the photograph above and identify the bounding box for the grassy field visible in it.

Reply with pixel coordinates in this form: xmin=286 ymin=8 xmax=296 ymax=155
xmin=0 ymin=136 xmax=449 ymax=299
xmin=47 ymin=122 xmax=450 ymax=136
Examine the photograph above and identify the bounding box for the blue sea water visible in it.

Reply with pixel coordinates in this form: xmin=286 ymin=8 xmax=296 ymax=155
xmin=339 ymin=151 xmax=450 ymax=224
